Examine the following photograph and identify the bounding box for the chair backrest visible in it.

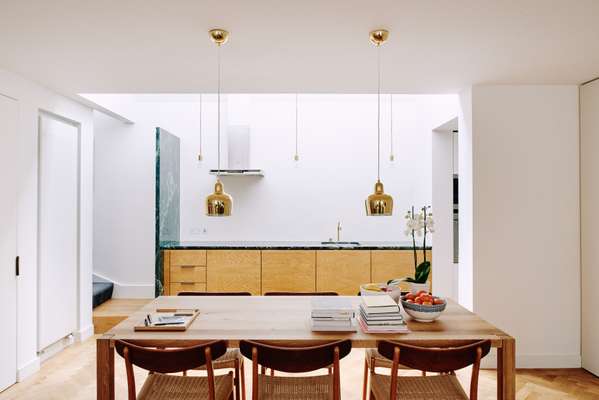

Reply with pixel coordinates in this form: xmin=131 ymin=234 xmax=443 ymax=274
xmin=377 ymin=340 xmax=491 ymax=373
xmin=239 ymin=339 xmax=351 ymax=373
xmin=177 ymin=291 xmax=252 ymax=296
xmin=115 ymin=339 xmax=227 ymax=373
xmin=263 ymin=291 xmax=338 ymax=296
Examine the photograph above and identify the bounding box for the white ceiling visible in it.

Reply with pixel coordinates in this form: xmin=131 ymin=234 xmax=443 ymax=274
xmin=1 ymin=0 xmax=598 ymax=94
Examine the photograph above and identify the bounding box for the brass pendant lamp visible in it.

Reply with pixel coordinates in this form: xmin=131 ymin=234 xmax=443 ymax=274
xmin=365 ymin=29 xmax=394 ymax=216
xmin=206 ymin=28 xmax=233 ymax=217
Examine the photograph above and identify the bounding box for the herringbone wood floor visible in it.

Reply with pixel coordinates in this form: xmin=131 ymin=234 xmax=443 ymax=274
xmin=1 ymin=335 xmax=598 ymax=400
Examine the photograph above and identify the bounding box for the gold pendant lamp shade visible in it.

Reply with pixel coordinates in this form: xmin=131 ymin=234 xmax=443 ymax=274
xmin=366 ymin=179 xmax=393 ymax=216
xmin=206 ymin=28 xmax=233 ymax=217
xmin=206 ymin=179 xmax=232 ymax=216
xmin=365 ymin=29 xmax=394 ymax=216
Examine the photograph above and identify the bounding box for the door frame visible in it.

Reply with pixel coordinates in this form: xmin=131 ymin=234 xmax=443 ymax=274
xmin=0 ymin=92 xmax=19 ymax=392
xmin=36 ymin=109 xmax=82 ymax=353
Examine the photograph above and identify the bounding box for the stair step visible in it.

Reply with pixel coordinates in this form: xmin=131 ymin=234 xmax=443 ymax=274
xmin=93 ymin=282 xmax=114 ymax=309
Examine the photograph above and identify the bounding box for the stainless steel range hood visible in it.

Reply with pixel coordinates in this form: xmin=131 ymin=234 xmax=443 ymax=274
xmin=209 ymin=125 xmax=264 ymax=176
xmin=209 ymin=169 xmax=264 ymax=176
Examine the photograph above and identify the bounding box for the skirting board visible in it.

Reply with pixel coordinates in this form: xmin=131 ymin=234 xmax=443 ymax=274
xmin=75 ymin=324 xmax=94 ymax=342
xmin=112 ymin=283 xmax=154 ymax=298
xmin=482 ymin=350 xmax=581 ymax=369
xmin=17 ymin=357 xmax=40 ymax=382
xmin=93 ymin=272 xmax=154 ymax=298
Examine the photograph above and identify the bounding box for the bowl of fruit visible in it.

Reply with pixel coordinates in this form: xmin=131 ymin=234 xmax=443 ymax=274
xmin=400 ymin=291 xmax=446 ymax=322
xmin=360 ymin=283 xmax=402 ymax=303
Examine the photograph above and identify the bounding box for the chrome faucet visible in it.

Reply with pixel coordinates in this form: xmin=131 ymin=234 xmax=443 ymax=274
xmin=336 ymin=221 xmax=342 ymax=242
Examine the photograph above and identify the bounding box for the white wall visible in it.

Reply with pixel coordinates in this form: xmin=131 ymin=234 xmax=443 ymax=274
xmin=0 ymin=68 xmax=94 ymax=380
xmin=471 ymin=85 xmax=580 ymax=368
xmin=91 ymin=94 xmax=458 ymax=296
xmin=432 ymin=118 xmax=458 ymax=300
xmin=581 ymin=79 xmax=599 ymax=376
xmin=458 ymin=88 xmax=473 ymax=310
xmin=93 ymin=111 xmax=155 ymax=298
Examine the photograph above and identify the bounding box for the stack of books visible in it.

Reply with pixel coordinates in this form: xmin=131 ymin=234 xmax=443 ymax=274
xmin=358 ymin=295 xmax=408 ymax=333
xmin=310 ymin=297 xmax=356 ymax=332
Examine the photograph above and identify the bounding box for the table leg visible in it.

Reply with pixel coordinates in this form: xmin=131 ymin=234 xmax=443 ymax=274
xmin=497 ymin=345 xmax=503 ymax=399
xmin=497 ymin=338 xmax=515 ymax=400
xmin=97 ymin=336 xmax=115 ymax=400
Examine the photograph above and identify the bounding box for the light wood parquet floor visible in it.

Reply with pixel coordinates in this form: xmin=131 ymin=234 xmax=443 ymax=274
xmin=1 ymin=334 xmax=598 ymax=400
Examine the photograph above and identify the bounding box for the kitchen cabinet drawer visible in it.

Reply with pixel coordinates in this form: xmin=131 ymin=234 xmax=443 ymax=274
xmin=170 ymin=265 xmax=207 ymax=283
xmin=316 ymin=250 xmax=371 ymax=295
xmin=207 ymin=250 xmax=261 ymax=295
xmin=170 ymin=250 xmax=207 ymax=267
xmin=262 ymin=250 xmax=316 ymax=293
xmin=371 ymin=250 xmax=432 ymax=292
xmin=170 ymin=282 xmax=206 ymax=295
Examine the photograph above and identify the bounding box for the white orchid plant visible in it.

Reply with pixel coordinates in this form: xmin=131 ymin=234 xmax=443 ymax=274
xmin=388 ymin=205 xmax=435 ymax=286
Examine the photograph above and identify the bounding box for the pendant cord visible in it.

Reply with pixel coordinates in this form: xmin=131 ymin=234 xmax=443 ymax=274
xmin=390 ymin=94 xmax=394 ymax=160
xmin=377 ymin=44 xmax=381 ymax=181
xmin=295 ymin=93 xmax=299 ymax=159
xmin=199 ymin=93 xmax=203 ymax=159
xmin=217 ymin=43 xmax=221 ymax=176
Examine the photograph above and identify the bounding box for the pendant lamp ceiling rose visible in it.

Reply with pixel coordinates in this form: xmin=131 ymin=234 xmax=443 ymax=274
xmin=209 ymin=29 xmax=229 ymax=45
xmin=369 ymin=29 xmax=389 ymax=46
xmin=205 ymin=27 xmax=233 ymax=217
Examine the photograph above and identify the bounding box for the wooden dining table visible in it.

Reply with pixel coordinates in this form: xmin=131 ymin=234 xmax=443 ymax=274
xmin=97 ymin=296 xmax=515 ymax=399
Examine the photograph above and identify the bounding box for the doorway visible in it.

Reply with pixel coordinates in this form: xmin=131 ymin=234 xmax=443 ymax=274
xmin=37 ymin=111 xmax=80 ymax=352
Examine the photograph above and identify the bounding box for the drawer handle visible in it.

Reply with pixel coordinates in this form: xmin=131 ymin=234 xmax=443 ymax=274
xmin=180 ymin=265 xmax=197 ymax=269
xmin=180 ymin=282 xmax=196 ymax=285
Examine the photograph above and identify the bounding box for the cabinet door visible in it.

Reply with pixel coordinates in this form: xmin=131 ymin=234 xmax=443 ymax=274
xmin=371 ymin=250 xmax=432 ymax=292
xmin=582 ymin=80 xmax=599 ymax=376
xmin=0 ymin=94 xmax=17 ymax=391
xmin=207 ymin=250 xmax=261 ymax=295
xmin=262 ymin=250 xmax=316 ymax=294
xmin=316 ymin=251 xmax=371 ymax=295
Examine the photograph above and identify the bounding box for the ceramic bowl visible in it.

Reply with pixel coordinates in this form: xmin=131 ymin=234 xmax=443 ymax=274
xmin=360 ymin=283 xmax=402 ymax=303
xmin=400 ymin=296 xmax=446 ymax=322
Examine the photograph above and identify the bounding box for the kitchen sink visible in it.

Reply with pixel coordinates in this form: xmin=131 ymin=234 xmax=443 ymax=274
xmin=320 ymin=241 xmax=361 ymax=247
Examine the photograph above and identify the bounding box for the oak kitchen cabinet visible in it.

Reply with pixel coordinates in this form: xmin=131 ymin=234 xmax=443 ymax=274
xmin=206 ymin=250 xmax=262 ymax=295
xmin=371 ymin=250 xmax=432 ymax=292
xmin=316 ymin=250 xmax=371 ymax=295
xmin=162 ymin=247 xmax=432 ymax=296
xmin=261 ymin=250 xmax=316 ymax=293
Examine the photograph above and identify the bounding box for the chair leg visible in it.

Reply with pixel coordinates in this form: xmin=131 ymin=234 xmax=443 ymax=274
xmin=362 ymin=359 xmax=369 ymax=400
xmin=240 ymin=358 xmax=246 ymax=400
xmin=370 ymin=390 xmax=376 ymax=400
xmin=234 ymin=359 xmax=241 ymax=400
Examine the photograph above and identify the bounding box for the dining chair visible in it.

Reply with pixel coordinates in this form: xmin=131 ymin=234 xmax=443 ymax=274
xmin=114 ymin=339 xmax=234 ymax=400
xmin=369 ymin=339 xmax=491 ymax=400
xmin=262 ymin=291 xmax=339 ymax=376
xmin=263 ymin=291 xmax=339 ymax=296
xmin=362 ymin=348 xmax=425 ymax=400
xmin=239 ymin=339 xmax=352 ymax=400
xmin=177 ymin=291 xmax=249 ymax=400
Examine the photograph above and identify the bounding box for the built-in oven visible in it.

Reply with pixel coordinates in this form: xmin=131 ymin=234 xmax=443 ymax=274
xmin=453 ymin=174 xmax=459 ymax=263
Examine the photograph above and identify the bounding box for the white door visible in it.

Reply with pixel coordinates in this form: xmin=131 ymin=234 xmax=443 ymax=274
xmin=38 ymin=113 xmax=79 ymax=351
xmin=581 ymin=80 xmax=599 ymax=376
xmin=0 ymin=94 xmax=18 ymax=392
